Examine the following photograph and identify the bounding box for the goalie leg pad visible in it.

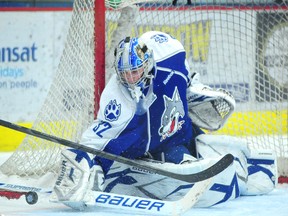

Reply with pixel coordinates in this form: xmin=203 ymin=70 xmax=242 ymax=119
xmin=103 ymin=156 xmax=223 ymax=201
xmin=193 ymin=134 xmax=250 ymax=207
xmin=194 ymin=161 xmax=240 ymax=207
xmin=242 ymin=149 xmax=277 ymax=195
xmin=195 ymin=134 xmax=277 ymax=196
xmin=50 ymin=149 xmax=104 ymax=209
xmin=196 ymin=134 xmax=249 ymax=192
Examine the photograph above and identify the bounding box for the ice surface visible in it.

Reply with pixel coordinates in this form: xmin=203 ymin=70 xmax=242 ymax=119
xmin=0 ymin=153 xmax=288 ymax=216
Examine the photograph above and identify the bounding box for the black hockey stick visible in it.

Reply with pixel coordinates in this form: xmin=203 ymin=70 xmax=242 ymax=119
xmin=0 ymin=119 xmax=233 ymax=183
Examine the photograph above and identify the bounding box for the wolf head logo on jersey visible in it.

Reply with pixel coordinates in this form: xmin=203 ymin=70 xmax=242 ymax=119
xmin=104 ymin=99 xmax=121 ymax=122
xmin=158 ymin=87 xmax=185 ymax=141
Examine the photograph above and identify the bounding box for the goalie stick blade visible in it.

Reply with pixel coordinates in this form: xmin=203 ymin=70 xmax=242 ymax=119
xmin=0 ymin=119 xmax=233 ymax=183
xmin=0 ymin=180 xmax=210 ymax=215
xmin=56 ymin=178 xmax=213 ymax=216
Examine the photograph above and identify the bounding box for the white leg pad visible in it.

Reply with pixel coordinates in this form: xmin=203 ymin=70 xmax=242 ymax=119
xmin=196 ymin=134 xmax=249 ymax=193
xmin=195 ymin=134 xmax=277 ymax=197
xmin=242 ymin=149 xmax=278 ymax=195
xmin=50 ymin=149 xmax=104 ymax=208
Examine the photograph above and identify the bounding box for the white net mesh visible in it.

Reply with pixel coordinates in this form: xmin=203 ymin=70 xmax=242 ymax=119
xmin=0 ymin=0 xmax=95 ymax=177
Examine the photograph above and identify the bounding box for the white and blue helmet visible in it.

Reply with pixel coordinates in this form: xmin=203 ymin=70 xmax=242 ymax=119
xmin=114 ymin=37 xmax=154 ymax=89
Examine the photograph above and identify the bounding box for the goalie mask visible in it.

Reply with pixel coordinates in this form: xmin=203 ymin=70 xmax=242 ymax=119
xmin=114 ymin=37 xmax=154 ymax=97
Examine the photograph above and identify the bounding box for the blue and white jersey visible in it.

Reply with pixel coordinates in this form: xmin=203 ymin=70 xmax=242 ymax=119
xmin=81 ymin=31 xmax=197 ymax=173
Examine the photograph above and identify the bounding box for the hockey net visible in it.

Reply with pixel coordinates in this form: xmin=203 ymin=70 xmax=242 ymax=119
xmin=0 ymin=0 xmax=287 ymax=189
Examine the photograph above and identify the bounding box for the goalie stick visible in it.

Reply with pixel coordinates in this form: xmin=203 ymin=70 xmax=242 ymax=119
xmin=0 ymin=178 xmax=211 ymax=215
xmin=69 ymin=177 xmax=212 ymax=215
xmin=0 ymin=119 xmax=233 ymax=183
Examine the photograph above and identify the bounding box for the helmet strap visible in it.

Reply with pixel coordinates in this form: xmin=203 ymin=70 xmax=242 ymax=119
xmin=128 ymin=86 xmax=144 ymax=103
xmin=127 ymin=73 xmax=154 ymax=103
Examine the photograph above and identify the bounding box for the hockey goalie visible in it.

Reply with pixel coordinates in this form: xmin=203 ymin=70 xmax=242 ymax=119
xmin=50 ymin=31 xmax=277 ymax=210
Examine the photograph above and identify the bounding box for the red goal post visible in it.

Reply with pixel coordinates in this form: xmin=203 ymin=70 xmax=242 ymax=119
xmin=0 ymin=0 xmax=287 ymax=190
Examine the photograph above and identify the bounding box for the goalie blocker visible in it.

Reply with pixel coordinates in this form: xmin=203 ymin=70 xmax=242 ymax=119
xmin=50 ymin=134 xmax=277 ymax=209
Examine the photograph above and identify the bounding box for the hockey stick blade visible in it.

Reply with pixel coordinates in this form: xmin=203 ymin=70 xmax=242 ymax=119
xmin=76 ymin=178 xmax=212 ymax=215
xmin=0 ymin=179 xmax=211 ymax=215
xmin=0 ymin=119 xmax=233 ymax=183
